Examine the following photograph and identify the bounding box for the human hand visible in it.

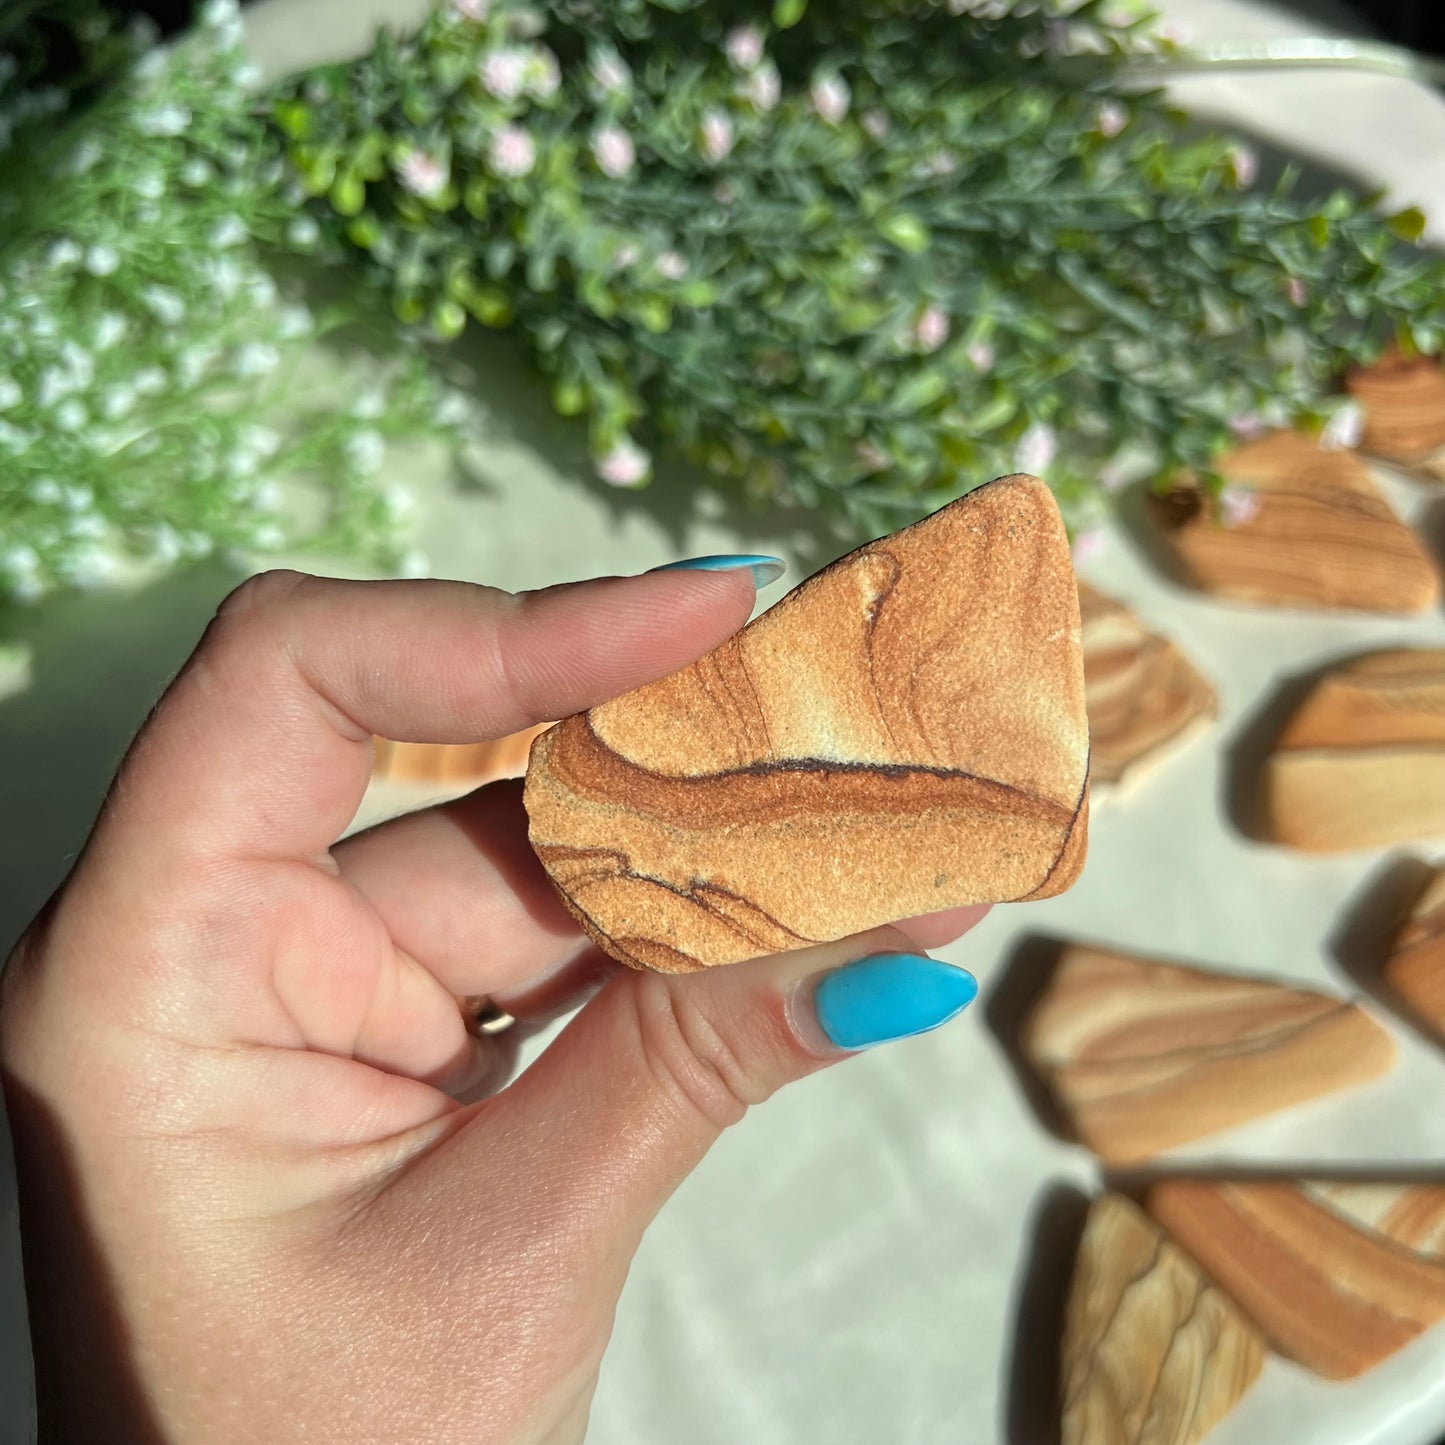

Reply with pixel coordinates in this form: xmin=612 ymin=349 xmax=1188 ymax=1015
xmin=0 ymin=566 xmax=987 ymax=1444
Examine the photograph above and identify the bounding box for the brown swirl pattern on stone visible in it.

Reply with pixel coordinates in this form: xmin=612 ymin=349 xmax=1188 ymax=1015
xmin=1147 ymin=430 xmax=1438 ymax=613
xmin=1384 ymin=865 xmax=1445 ymax=1039
xmin=1346 ymin=348 xmax=1445 ymax=481
xmin=1061 ymin=1193 xmax=1264 ymax=1445
xmin=1021 ymin=944 xmax=1395 ymax=1163
xmin=1079 ymin=584 xmax=1216 ymax=789
xmin=1262 ymin=649 xmax=1445 ymax=852
xmin=1147 ymin=1180 xmax=1445 ymax=1380
xmin=523 ymin=475 xmax=1090 ymax=972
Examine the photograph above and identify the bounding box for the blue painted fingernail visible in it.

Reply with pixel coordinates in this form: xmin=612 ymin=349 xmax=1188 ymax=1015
xmin=814 ymin=953 xmax=978 ymax=1051
xmin=649 ymin=554 xmax=786 ymax=588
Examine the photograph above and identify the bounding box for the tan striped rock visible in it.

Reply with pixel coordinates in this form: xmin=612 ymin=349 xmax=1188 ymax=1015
xmin=1384 ymin=865 xmax=1445 ymax=1038
xmin=1148 ymin=1180 xmax=1445 ymax=1379
xmin=1345 ymin=349 xmax=1445 ymax=481
xmin=373 ymin=725 xmax=551 ymax=787
xmin=1148 ymin=429 xmax=1438 ymax=613
xmin=525 ymin=477 xmax=1090 ymax=972
xmin=1079 ymin=584 xmax=1215 ymax=788
xmin=1062 ymin=1193 xmax=1264 ymax=1445
xmin=1021 ymin=944 xmax=1395 ymax=1163
xmin=1262 ymin=649 xmax=1445 ymax=852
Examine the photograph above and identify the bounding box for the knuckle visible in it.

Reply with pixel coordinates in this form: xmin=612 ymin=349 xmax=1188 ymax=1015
xmin=626 ymin=972 xmax=759 ymax=1133
xmin=215 ymin=568 xmax=307 ymax=623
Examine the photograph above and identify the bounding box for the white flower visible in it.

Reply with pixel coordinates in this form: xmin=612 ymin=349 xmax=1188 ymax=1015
xmin=1 ymin=545 xmax=39 ymax=581
xmin=612 ymin=243 xmax=640 ymax=269
xmin=596 ymin=437 xmax=650 ymax=487
xmin=276 ymin=304 xmax=313 ymax=339
xmin=100 ymin=385 xmax=137 ymax=420
xmin=1015 ymin=421 xmax=1058 ymax=474
xmin=232 ymin=343 xmax=279 ymax=378
xmin=1220 ymin=485 xmax=1261 ymax=527
xmin=862 ymin=108 xmax=890 ymax=141
xmin=725 ymin=25 xmax=765 ymax=70
xmin=246 ymin=272 xmax=277 ymax=308
xmin=0 ymin=377 xmax=20 ymax=410
xmin=344 ymin=428 xmax=385 ymax=475
xmin=1098 ymin=458 xmax=1129 ymax=493
xmin=133 ymin=171 xmax=165 ymax=200
xmin=140 ymin=285 xmax=185 ymax=326
xmin=1097 ymin=100 xmax=1128 ymax=138
xmin=810 ymin=73 xmax=850 ymax=126
xmin=655 ymin=249 xmax=687 ymax=281
xmin=435 ymin=390 xmax=474 ymax=427
xmin=132 ymin=366 xmax=168 ymax=396
xmin=205 ymin=255 xmax=243 ymax=300
xmin=1230 ymin=144 xmax=1258 ymax=188
xmin=238 ymin=424 xmax=281 ymax=463
xmin=350 ymin=389 xmax=387 ymax=419
xmin=69 ymin=139 xmax=104 ymax=175
xmin=1070 ymin=527 xmax=1108 ymax=568
xmin=176 ymin=346 xmax=217 ymax=386
xmin=855 ymin=440 xmax=889 ymax=473
xmin=488 ymin=125 xmax=536 ymax=178
xmin=28 ymin=311 xmax=57 ymax=340
xmin=0 ymin=421 xmax=30 ymax=452
xmin=287 ymin=216 xmax=320 ymax=249
xmin=382 ymin=484 xmax=416 ymax=517
xmin=132 ymin=48 xmax=167 ymax=83
xmin=61 ymin=341 xmax=93 ymax=389
xmin=46 ymin=237 xmax=82 ymax=271
xmin=53 ymin=398 xmax=87 ymax=431
xmin=397 ymin=548 xmax=431 ymax=579
xmin=67 ymin=545 xmax=124 ymax=591
xmin=712 ymin=179 xmax=737 ymax=207
xmin=84 ymin=243 xmax=120 ymax=276
xmin=250 ymin=481 xmax=284 ymax=512
xmin=966 ymin=339 xmax=994 ymax=373
xmin=29 ymin=478 xmax=62 ymax=504
xmin=209 ymin=214 xmax=247 ymax=248
xmin=591 ymin=124 xmax=635 ymax=179
xmin=1320 ymin=400 xmax=1365 ymax=451
xmin=37 ymin=367 xmax=74 ymax=408
xmin=135 ymin=103 xmax=191 ymax=137
xmin=68 ymin=512 xmax=107 ymax=540
xmin=590 ymin=47 xmax=631 ymax=96
xmin=147 ymin=525 xmax=184 ymax=565
xmin=700 ymin=108 xmax=734 ymax=164
xmin=920 ymin=150 xmax=957 ymax=179
xmin=451 ymin=0 xmax=490 ymax=19
xmin=250 ymin=523 xmax=287 ymax=552
xmin=398 ymin=149 xmax=448 ymax=199
xmin=480 ymin=47 xmax=529 ymax=101
xmin=527 ymin=47 xmax=560 ymax=100
xmin=743 ymin=62 xmax=780 ymax=113
xmin=912 ymin=305 xmax=950 ymax=354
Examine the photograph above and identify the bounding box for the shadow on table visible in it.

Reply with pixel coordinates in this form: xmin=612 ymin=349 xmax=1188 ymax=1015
xmin=0 ymin=562 xmax=243 ymax=956
xmin=1003 ymin=1182 xmax=1090 ymax=1445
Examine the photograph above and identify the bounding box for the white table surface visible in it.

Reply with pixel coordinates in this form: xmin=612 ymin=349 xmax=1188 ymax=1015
xmin=3 ymin=2 xmax=1445 ymax=1442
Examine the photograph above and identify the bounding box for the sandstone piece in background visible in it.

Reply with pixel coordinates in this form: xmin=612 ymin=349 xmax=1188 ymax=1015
xmin=1147 ymin=430 xmax=1438 ymax=613
xmin=1261 ymin=649 xmax=1445 ymax=852
xmin=525 ymin=476 xmax=1090 ymax=972
xmin=1346 ymin=349 xmax=1445 ymax=481
xmin=1061 ymin=1193 xmax=1265 ymax=1445
xmin=1021 ymin=943 xmax=1395 ymax=1163
xmin=1078 ymin=583 xmax=1216 ymax=789
xmin=1147 ymin=1180 xmax=1445 ymax=1380
xmin=1384 ymin=865 xmax=1445 ymax=1039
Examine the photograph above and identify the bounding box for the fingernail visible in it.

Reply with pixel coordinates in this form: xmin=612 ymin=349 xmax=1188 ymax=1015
xmin=649 ymin=554 xmax=786 ymax=588
xmin=812 ymin=953 xmax=978 ymax=1051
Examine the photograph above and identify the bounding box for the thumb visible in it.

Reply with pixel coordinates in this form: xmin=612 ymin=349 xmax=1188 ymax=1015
xmin=435 ymin=929 xmax=979 ymax=1305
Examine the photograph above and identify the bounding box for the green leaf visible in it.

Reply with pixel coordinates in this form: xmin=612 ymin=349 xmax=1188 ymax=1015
xmin=329 ymin=170 xmax=366 ymax=217
xmin=891 ymin=371 xmax=947 ymax=414
xmin=877 ymin=213 xmax=931 ymax=254
xmin=1305 ymin=213 xmax=1330 ymax=250
xmin=772 ymin=0 xmax=807 ymax=28
xmin=1387 ymin=206 xmax=1427 ymax=244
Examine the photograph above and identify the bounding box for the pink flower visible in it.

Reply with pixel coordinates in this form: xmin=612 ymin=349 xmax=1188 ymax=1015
xmin=592 ymin=124 xmax=635 ymax=179
xmin=1320 ymin=400 xmax=1364 ymax=451
xmin=397 ymin=150 xmax=447 ymax=199
xmin=1015 ymin=422 xmax=1058 ymax=475
xmin=862 ymin=108 xmax=890 ymax=141
xmin=1286 ymin=276 xmax=1308 ymax=306
xmin=1098 ymin=459 xmax=1128 ymax=494
xmin=810 ymin=73 xmax=851 ymax=126
xmin=700 ymin=108 xmax=734 ymax=164
xmin=743 ymin=62 xmax=780 ymax=113
xmin=1229 ymin=410 xmax=1266 ymax=440
xmin=1097 ymin=100 xmax=1127 ymax=138
xmin=597 ymin=438 xmax=650 ymax=487
xmin=480 ymin=47 xmax=528 ymax=101
xmin=1219 ymin=485 xmax=1261 ymax=527
xmin=912 ymin=305 xmax=951 ymax=354
xmin=450 ymin=0 xmax=488 ymax=19
xmin=855 ymin=440 xmax=889 ymax=473
xmin=725 ymin=25 xmax=765 ymax=70
xmin=967 ymin=339 xmax=994 ymax=373
xmin=1070 ymin=527 xmax=1108 ymax=569
xmin=1230 ymin=144 xmax=1258 ymax=188
xmin=655 ymin=249 xmax=687 ymax=281
xmin=489 ymin=125 xmax=536 ymax=178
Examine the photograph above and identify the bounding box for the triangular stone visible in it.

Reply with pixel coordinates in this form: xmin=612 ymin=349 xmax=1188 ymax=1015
xmin=1148 ymin=429 xmax=1438 ymax=613
xmin=1384 ymin=865 xmax=1445 ymax=1039
xmin=1345 ymin=349 xmax=1445 ymax=481
xmin=524 ymin=475 xmax=1090 ymax=972
xmin=1147 ymin=1180 xmax=1445 ymax=1379
xmin=1079 ymin=583 xmax=1216 ymax=790
xmin=1261 ymin=649 xmax=1445 ymax=852
xmin=1062 ymin=1193 xmax=1264 ymax=1445
xmin=1021 ymin=944 xmax=1395 ymax=1163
